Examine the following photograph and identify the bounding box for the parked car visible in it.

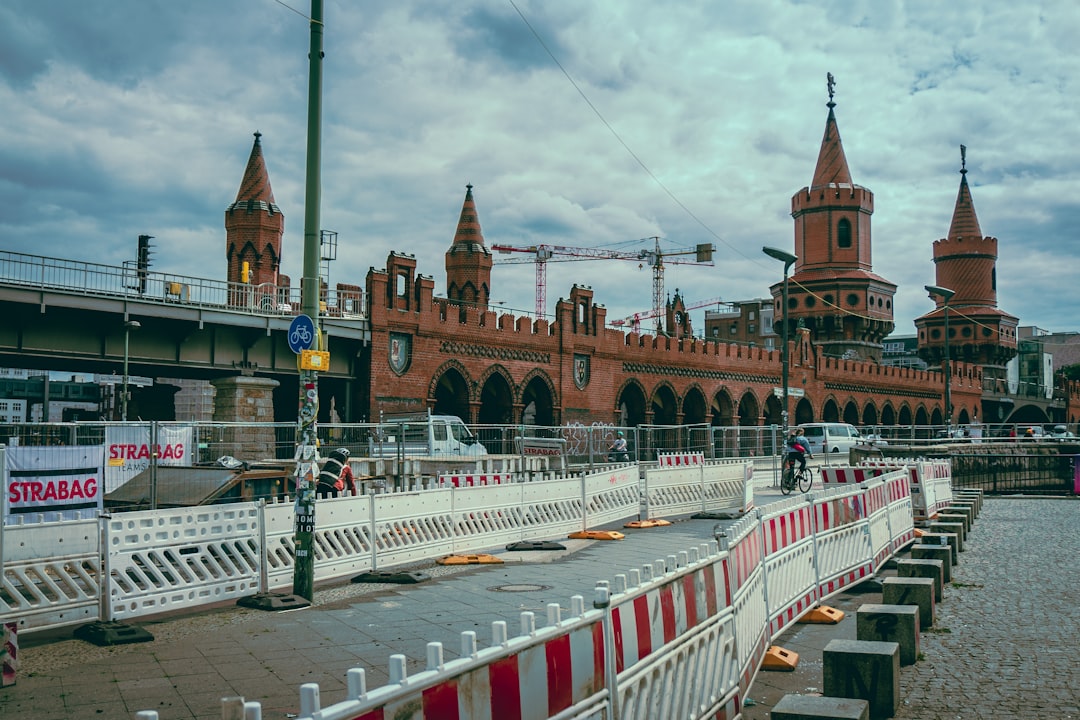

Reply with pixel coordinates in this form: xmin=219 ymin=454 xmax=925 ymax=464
xmin=862 ymin=433 xmax=888 ymax=446
xmin=1050 ymin=424 xmax=1075 ymax=439
xmin=798 ymin=423 xmax=862 ymax=455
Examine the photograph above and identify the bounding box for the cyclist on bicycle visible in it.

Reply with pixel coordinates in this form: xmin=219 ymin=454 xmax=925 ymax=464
xmin=786 ymin=428 xmax=813 ymax=474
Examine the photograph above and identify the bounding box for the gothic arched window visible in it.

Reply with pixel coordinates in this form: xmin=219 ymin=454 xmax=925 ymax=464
xmin=837 ymin=218 xmax=852 ymax=248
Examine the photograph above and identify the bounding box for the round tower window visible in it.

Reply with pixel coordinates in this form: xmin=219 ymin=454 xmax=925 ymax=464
xmin=846 ymin=293 xmax=859 ymax=307
xmin=948 ymin=328 xmax=956 ymax=338
xmin=931 ymin=329 xmax=941 ymax=340
xmin=824 ymin=294 xmax=834 ymax=305
xmin=983 ymin=327 xmax=993 ymax=337
xmin=962 ymin=327 xmax=972 ymax=337
xmin=805 ymin=296 xmax=816 ymax=308
xmin=789 ymin=298 xmax=798 ymax=310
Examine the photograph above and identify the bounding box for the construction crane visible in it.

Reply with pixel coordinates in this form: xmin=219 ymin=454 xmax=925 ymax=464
xmin=611 ymin=295 xmax=733 ymax=333
xmin=491 ymin=237 xmax=715 ymax=331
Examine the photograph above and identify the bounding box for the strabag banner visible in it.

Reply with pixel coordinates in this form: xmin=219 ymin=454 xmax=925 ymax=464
xmin=4 ymin=445 xmax=104 ymax=521
xmin=104 ymin=425 xmax=194 ymax=492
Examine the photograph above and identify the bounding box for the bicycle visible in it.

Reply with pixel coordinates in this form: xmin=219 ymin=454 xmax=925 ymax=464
xmin=780 ymin=456 xmax=813 ymax=495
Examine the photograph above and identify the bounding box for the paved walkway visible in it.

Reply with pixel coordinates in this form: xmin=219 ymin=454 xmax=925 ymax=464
xmin=3 ymin=487 xmax=1078 ymax=719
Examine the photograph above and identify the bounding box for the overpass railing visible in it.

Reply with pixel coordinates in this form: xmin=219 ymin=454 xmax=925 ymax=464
xmin=0 ymin=249 xmax=364 ymax=318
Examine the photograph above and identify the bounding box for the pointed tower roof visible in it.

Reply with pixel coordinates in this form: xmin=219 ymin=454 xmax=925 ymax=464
xmin=231 ymin=131 xmax=277 ymax=208
xmin=451 ymin=184 xmax=486 ymax=250
xmin=947 ymin=144 xmax=983 ymax=240
xmin=810 ymin=73 xmax=853 ymax=189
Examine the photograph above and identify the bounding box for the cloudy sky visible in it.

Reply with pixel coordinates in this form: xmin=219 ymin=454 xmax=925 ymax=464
xmin=2 ymin=0 xmax=1078 ymax=337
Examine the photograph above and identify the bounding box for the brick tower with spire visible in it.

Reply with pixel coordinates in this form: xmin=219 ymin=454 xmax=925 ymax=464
xmin=773 ymin=74 xmax=896 ymax=362
xmin=225 ymin=132 xmax=283 ymax=295
xmin=915 ymin=147 xmax=1018 ymax=383
xmin=445 ymin=184 xmax=493 ymax=308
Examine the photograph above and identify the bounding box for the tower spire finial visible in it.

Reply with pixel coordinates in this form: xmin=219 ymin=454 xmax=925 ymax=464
xmin=827 ymin=72 xmax=836 ymax=109
xmin=960 ymin=144 xmax=967 ymax=175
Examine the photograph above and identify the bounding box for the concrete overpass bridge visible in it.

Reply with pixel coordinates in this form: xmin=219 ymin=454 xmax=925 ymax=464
xmin=0 ymin=250 xmax=371 ymax=422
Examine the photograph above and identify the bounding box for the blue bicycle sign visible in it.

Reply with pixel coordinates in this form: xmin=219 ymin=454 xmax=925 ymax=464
xmin=288 ymin=314 xmax=316 ymax=354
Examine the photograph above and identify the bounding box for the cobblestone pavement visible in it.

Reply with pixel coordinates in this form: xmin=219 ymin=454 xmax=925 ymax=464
xmin=2 ymin=493 xmax=1077 ymax=719
xmin=742 ymin=497 xmax=1080 ymax=720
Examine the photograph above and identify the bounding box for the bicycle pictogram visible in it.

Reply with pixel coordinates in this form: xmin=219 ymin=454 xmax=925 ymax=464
xmin=290 ymin=325 xmax=312 ymax=347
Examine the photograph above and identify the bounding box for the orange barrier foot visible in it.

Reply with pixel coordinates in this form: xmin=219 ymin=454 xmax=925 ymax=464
xmin=624 ymin=519 xmax=672 ymax=529
xmin=568 ymin=530 xmax=625 ymax=541
xmin=800 ymin=605 xmax=845 ymax=624
xmin=437 ymin=554 xmax=503 ymax=565
xmin=762 ymin=645 xmax=799 ymax=671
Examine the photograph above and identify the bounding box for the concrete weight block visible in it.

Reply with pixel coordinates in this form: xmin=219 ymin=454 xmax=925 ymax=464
xmin=911 ymin=544 xmax=953 ymax=583
xmin=920 ymin=532 xmax=958 ymax=564
xmin=928 ymin=522 xmax=964 ymax=552
xmin=856 ymin=603 xmax=920 ymax=666
xmin=823 ymin=639 xmax=900 ymax=720
xmin=882 ymin=576 xmax=935 ymax=629
xmin=896 ymin=558 xmax=944 ymax=601
xmin=772 ymin=694 xmax=869 ymax=720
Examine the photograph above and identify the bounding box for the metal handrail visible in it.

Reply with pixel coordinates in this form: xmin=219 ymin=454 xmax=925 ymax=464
xmin=0 ymin=249 xmax=365 ymax=319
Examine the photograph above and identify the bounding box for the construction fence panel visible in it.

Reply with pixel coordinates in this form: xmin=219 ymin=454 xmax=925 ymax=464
xmin=104 ymin=504 xmax=262 ymax=621
xmin=757 ymin=496 xmax=819 ymax=639
xmin=369 ymin=489 xmax=458 ymax=569
xmin=517 ymin=476 xmax=589 ymax=540
xmin=580 ymin=466 xmax=642 ymax=528
xmin=290 ymin=600 xmax=612 ymax=720
xmin=0 ymin=517 xmax=101 ymax=632
xmin=721 ymin=512 xmax=769 ymax=698
xmin=447 ymin=483 xmax=532 ymax=553
xmin=810 ymin=484 xmax=874 ymax=601
xmin=609 ymin=544 xmax=741 ymax=720
xmin=862 ymin=477 xmax=894 ymax=571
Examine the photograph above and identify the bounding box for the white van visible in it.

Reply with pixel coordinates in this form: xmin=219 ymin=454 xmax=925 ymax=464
xmin=797 ymin=423 xmax=863 ymax=455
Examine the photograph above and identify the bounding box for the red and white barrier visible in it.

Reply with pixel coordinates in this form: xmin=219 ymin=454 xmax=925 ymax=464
xmin=1 ymin=622 xmax=15 ymax=688
xmin=437 ymin=473 xmax=513 ymax=487
xmin=611 ymin=559 xmax=729 ymax=673
xmin=657 ymin=451 xmax=704 ymax=467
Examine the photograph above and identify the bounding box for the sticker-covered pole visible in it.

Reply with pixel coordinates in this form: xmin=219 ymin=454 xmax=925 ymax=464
xmin=292 ymin=0 xmax=324 ymax=602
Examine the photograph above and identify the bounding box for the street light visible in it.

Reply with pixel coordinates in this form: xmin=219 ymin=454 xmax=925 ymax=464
xmin=925 ymin=285 xmax=955 ymax=435
xmin=122 ymin=320 xmax=141 ymax=421
xmin=764 ymin=246 xmax=798 ymax=439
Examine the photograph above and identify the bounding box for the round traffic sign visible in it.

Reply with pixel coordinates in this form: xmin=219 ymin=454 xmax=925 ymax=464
xmin=288 ymin=314 xmax=316 ymax=354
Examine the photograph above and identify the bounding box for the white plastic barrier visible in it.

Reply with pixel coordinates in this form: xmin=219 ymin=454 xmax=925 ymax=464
xmin=608 ymin=545 xmax=741 ymax=720
xmin=758 ymin=496 xmax=820 ymax=638
xmin=141 ymin=468 xmax=923 ymax=720
xmin=722 ymin=511 xmax=769 ymax=698
xmin=0 ymin=517 xmax=100 ymax=632
xmin=104 ymin=504 xmax=262 ymax=621
xmin=810 ymin=484 xmax=874 ymax=599
xmin=642 ymin=457 xmax=752 ymax=519
xmin=288 ymin=597 xmax=610 ymax=720
xmin=437 ymin=472 xmax=513 ymax=487
xmin=826 ymin=460 xmax=953 ymax=524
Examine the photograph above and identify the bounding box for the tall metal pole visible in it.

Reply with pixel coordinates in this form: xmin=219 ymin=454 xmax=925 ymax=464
xmin=943 ymin=304 xmax=952 ymax=434
xmin=925 ymin=285 xmax=955 ymax=438
xmin=764 ymin=246 xmax=798 ymax=440
xmin=292 ymin=0 xmax=324 ymax=602
xmin=122 ymin=320 xmax=140 ymax=421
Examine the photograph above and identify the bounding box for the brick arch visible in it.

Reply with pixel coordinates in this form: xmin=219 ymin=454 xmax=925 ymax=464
xmin=862 ymin=402 xmax=878 ymax=426
xmin=519 ymin=368 xmax=558 ymax=425
xmin=428 ymin=358 xmax=478 ymax=410
xmin=794 ymin=396 xmax=814 ymax=425
xmin=477 ymin=364 xmax=516 ymax=425
xmin=681 ymin=382 xmax=709 ymax=425
xmin=880 ymin=402 xmax=896 ymax=426
xmin=897 ymin=403 xmax=913 ymax=426
xmin=822 ymin=396 xmax=841 ymax=423
xmin=711 ymin=388 xmax=735 ymax=425
xmin=843 ymin=399 xmax=860 ymax=425
xmin=615 ymin=377 xmax=648 ymax=427
xmin=649 ymin=381 xmax=680 ymax=425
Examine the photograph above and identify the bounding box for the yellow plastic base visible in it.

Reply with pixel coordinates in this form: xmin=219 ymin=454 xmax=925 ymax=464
xmin=762 ymin=645 xmax=799 ymax=671
xmin=437 ymin=554 xmax=503 ymax=565
xmin=800 ymin=605 xmax=845 ymax=624
xmin=624 ymin=519 xmax=673 ymax=529
xmin=568 ymin=530 xmax=626 ymax=541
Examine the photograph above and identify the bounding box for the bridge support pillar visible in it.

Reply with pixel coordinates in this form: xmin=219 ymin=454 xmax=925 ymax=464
xmin=211 ymin=375 xmax=281 ymax=461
